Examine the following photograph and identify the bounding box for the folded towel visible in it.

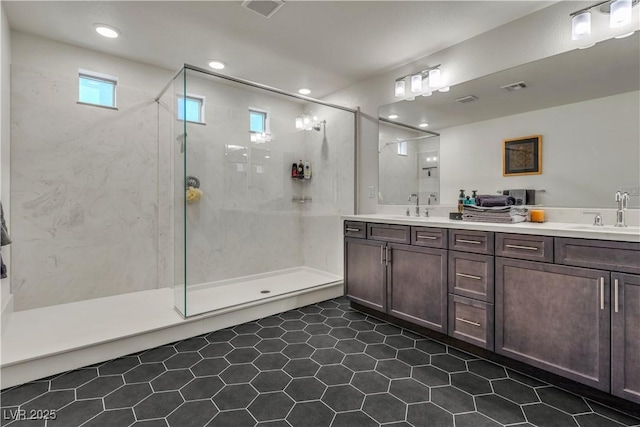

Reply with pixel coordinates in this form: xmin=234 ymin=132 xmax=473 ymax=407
xmin=462 ymin=206 xmax=528 ymax=224
xmin=475 ymin=195 xmax=516 ymax=207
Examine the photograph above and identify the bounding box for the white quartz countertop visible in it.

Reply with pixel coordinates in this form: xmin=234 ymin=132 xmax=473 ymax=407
xmin=342 ymin=214 xmax=640 ymax=243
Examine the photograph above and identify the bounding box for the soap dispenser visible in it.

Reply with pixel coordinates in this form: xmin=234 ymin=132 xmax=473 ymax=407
xmin=458 ymin=189 xmax=466 ymax=213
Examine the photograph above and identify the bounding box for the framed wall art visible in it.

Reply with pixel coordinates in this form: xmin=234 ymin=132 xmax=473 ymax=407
xmin=503 ymin=135 xmax=542 ymax=176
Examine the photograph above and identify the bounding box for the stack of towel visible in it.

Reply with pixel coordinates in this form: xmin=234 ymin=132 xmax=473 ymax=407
xmin=462 ymin=205 xmax=528 ymax=224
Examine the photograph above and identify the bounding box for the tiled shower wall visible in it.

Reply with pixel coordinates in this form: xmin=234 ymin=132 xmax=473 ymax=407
xmin=9 ymin=32 xmax=173 ymax=310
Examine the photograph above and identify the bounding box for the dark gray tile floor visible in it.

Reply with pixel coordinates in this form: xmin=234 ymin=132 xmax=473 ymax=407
xmin=2 ymin=297 xmax=639 ymax=427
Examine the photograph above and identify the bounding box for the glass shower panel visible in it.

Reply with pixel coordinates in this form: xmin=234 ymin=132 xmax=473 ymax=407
xmin=173 ymin=68 xmax=187 ymax=317
xmin=179 ymin=67 xmax=355 ymax=317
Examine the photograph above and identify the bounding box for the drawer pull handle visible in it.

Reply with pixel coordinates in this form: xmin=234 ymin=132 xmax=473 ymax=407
xmin=614 ymin=279 xmax=619 ymax=313
xmin=456 ymin=317 xmax=481 ymax=327
xmin=505 ymin=244 xmax=538 ymax=251
xmin=417 ymin=235 xmax=437 ymax=240
xmin=456 ymin=272 xmax=482 ymax=281
xmin=346 ymin=227 xmax=361 ymax=232
xmin=456 ymin=239 xmax=482 ymax=245
xmin=380 ymin=246 xmax=385 ymax=265
xmin=600 ymin=277 xmax=605 ymax=310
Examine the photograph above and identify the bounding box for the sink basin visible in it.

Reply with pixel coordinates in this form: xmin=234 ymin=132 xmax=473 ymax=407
xmin=567 ymin=225 xmax=640 ymax=233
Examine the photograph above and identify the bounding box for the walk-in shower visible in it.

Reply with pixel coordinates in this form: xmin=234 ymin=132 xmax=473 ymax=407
xmin=157 ymin=66 xmax=357 ymax=317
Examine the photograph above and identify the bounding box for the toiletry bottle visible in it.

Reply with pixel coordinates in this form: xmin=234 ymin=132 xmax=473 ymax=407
xmin=471 ymin=190 xmax=478 ymax=205
xmin=304 ymin=161 xmax=311 ymax=179
xmin=297 ymin=160 xmax=304 ymax=179
xmin=458 ymin=189 xmax=465 ymax=213
xmin=291 ymin=162 xmax=298 ymax=178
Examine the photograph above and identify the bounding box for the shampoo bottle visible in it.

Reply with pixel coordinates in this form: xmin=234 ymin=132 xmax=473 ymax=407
xmin=297 ymin=160 xmax=304 ymax=179
xmin=304 ymin=161 xmax=311 ymax=179
xmin=291 ymin=163 xmax=298 ymax=178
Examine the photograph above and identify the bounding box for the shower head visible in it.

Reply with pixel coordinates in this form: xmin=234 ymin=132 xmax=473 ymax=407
xmin=312 ymin=120 xmax=326 ymax=132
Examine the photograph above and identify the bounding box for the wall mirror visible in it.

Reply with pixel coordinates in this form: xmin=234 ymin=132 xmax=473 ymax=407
xmin=378 ymin=32 xmax=640 ymax=208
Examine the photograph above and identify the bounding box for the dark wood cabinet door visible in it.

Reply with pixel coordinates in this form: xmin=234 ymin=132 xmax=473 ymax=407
xmin=387 ymin=243 xmax=447 ymax=333
xmin=612 ymin=273 xmax=640 ymax=403
xmin=495 ymin=258 xmax=611 ymax=391
xmin=344 ymin=238 xmax=386 ymax=311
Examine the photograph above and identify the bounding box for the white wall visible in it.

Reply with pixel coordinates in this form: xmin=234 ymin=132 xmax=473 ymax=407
xmin=439 ymin=91 xmax=640 ymax=208
xmin=10 ymin=32 xmax=173 ymax=310
xmin=323 ymin=1 xmax=639 ymax=213
xmin=378 ymin=122 xmax=421 ymax=204
xmin=1 ymin=4 xmax=12 ymax=316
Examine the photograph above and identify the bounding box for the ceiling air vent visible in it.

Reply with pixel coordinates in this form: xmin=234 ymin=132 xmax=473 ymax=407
xmin=501 ymin=81 xmax=527 ymax=92
xmin=455 ymin=95 xmax=478 ymax=103
xmin=241 ymin=0 xmax=285 ymax=18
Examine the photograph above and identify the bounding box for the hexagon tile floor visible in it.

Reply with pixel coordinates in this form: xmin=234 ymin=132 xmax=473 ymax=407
xmin=2 ymin=297 xmax=639 ymax=427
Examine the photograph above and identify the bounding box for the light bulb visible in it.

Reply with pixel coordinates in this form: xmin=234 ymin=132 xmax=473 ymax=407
xmin=428 ymin=69 xmax=441 ymax=88
xmin=610 ymin=0 xmax=632 ymax=28
xmin=394 ymin=79 xmax=406 ymax=97
xmin=571 ymin=12 xmax=591 ymax=40
xmin=410 ymin=74 xmax=422 ymax=93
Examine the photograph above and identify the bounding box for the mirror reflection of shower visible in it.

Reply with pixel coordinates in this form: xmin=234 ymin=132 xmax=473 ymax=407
xmin=379 ymin=134 xmax=433 ymax=153
xmin=295 ymin=113 xmax=326 ymax=131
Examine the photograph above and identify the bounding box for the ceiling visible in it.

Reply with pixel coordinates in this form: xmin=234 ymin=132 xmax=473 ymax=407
xmin=378 ymin=31 xmax=640 ymax=132
xmin=3 ymin=1 xmax=553 ymax=98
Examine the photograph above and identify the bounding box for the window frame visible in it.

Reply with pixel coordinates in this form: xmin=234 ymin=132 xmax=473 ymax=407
xmin=77 ymin=68 xmax=118 ymax=110
xmin=249 ymin=107 xmax=270 ymax=135
xmin=177 ymin=93 xmax=206 ymax=125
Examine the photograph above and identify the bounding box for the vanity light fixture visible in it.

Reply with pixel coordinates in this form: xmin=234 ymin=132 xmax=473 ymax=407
xmin=572 ymin=11 xmax=592 ymax=39
xmin=295 ymin=114 xmax=324 ymax=131
xmin=394 ymin=79 xmax=406 ymax=97
xmin=570 ymin=0 xmax=638 ymax=41
xmin=208 ymin=60 xmax=226 ymax=70
xmin=394 ymin=65 xmax=446 ymax=98
xmin=610 ymin=0 xmax=633 ymax=27
xmin=95 ymin=24 xmax=120 ymax=38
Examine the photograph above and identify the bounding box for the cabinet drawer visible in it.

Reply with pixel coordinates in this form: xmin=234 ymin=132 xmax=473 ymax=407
xmin=411 ymin=227 xmax=448 ymax=249
xmin=449 ymin=229 xmax=494 ymax=255
xmin=344 ymin=221 xmax=366 ymax=238
xmin=448 ymin=294 xmax=494 ymax=351
xmin=448 ymin=251 xmax=494 ymax=302
xmin=367 ymin=223 xmax=410 ymax=244
xmin=555 ymin=238 xmax=640 ymax=275
xmin=496 ymin=233 xmax=553 ymax=262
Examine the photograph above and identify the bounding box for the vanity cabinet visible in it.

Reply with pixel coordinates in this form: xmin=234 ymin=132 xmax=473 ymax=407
xmin=344 ymin=220 xmax=640 ymax=403
xmin=611 ymin=273 xmax=640 ymax=403
xmin=344 ymin=237 xmax=386 ymax=311
xmin=495 ymin=258 xmax=611 ymax=391
xmin=388 ymin=244 xmax=447 ymax=333
xmin=344 ymin=223 xmax=448 ymax=333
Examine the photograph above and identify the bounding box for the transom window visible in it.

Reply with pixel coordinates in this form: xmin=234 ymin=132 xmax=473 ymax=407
xmin=177 ymin=95 xmax=205 ymax=124
xmin=397 ymin=140 xmax=408 ymax=156
xmin=249 ymin=109 xmax=269 ymax=134
xmin=78 ymin=69 xmax=117 ymax=108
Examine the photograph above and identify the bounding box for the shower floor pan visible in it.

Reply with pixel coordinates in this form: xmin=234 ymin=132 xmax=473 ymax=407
xmin=1 ymin=267 xmax=342 ymax=388
xmin=180 ymin=267 xmax=342 ymax=317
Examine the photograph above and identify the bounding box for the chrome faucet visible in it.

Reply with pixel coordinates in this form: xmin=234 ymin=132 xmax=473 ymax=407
xmin=615 ymin=191 xmax=629 ymax=227
xmin=408 ymin=193 xmax=419 ymax=217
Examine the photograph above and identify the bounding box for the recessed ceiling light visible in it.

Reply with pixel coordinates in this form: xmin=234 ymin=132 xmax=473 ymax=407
xmin=388 ymin=114 xmax=399 ymax=119
xmin=95 ymin=24 xmax=120 ymax=38
xmin=208 ymin=60 xmax=226 ymax=70
xmin=419 ymin=123 xmax=429 ymax=128
xmin=298 ymin=88 xmax=311 ymax=95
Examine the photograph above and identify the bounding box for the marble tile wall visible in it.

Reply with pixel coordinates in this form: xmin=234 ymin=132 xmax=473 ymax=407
xmin=10 ymin=63 xmax=168 ymax=310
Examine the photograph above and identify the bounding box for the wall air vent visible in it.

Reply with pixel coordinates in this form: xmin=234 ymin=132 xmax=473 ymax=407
xmin=241 ymin=0 xmax=285 ymax=18
xmin=454 ymin=95 xmax=478 ymax=103
xmin=501 ymin=81 xmax=527 ymax=92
